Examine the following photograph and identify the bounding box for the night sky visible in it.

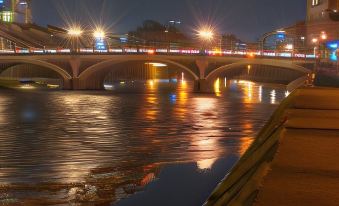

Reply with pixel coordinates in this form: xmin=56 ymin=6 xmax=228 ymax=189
xmin=31 ymin=0 xmax=306 ymax=42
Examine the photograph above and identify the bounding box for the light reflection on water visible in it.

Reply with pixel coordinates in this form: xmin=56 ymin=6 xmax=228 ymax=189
xmin=0 ymin=80 xmax=286 ymax=205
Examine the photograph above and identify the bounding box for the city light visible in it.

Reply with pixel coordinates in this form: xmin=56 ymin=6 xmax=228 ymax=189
xmin=321 ymin=31 xmax=327 ymax=40
xmin=68 ymin=27 xmax=83 ymax=36
xmin=147 ymin=49 xmax=155 ymax=55
xmin=145 ymin=62 xmax=167 ymax=67
xmin=285 ymin=44 xmax=293 ymax=50
xmin=214 ymin=78 xmax=221 ymax=96
xmin=312 ymin=38 xmax=318 ymax=43
xmin=93 ymin=29 xmax=105 ymax=38
xmin=247 ymin=65 xmax=251 ymax=74
xmin=247 ymin=52 xmax=255 ymax=58
xmin=197 ymin=26 xmax=215 ymax=41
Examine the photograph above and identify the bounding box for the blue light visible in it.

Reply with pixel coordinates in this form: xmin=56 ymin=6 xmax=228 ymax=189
xmin=95 ymin=37 xmax=107 ymax=50
xmin=170 ymin=94 xmax=177 ymax=104
xmin=330 ymin=51 xmax=337 ymax=62
xmin=327 ymin=42 xmax=338 ymax=49
xmin=277 ymin=34 xmax=285 ymax=39
xmin=326 ymin=41 xmax=339 ymax=62
xmin=120 ymin=37 xmax=127 ymax=43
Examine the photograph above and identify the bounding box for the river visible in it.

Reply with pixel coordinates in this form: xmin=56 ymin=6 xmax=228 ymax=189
xmin=0 ymin=80 xmax=287 ymax=205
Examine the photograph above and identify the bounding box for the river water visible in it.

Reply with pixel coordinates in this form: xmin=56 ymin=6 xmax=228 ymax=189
xmin=0 ymin=80 xmax=287 ymax=206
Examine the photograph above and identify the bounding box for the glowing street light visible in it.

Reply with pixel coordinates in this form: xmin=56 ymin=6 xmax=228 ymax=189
xmin=93 ymin=29 xmax=106 ymax=39
xmin=68 ymin=26 xmax=83 ymax=53
xmin=285 ymin=44 xmax=294 ymax=50
xmin=93 ymin=28 xmax=107 ymax=52
xmin=68 ymin=27 xmax=83 ymax=37
xmin=198 ymin=29 xmax=214 ymax=41
xmin=321 ymin=31 xmax=327 ymax=40
xmin=312 ymin=38 xmax=318 ymax=44
xmin=198 ymin=26 xmax=214 ymax=41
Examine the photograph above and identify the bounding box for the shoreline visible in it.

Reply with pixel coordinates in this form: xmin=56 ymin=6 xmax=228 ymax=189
xmin=204 ymin=86 xmax=339 ymax=206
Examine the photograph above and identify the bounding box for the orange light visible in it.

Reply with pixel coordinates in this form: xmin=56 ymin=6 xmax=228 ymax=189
xmin=93 ymin=30 xmax=105 ymax=38
xmin=214 ymin=50 xmax=222 ymax=55
xmin=321 ymin=32 xmax=327 ymax=40
xmin=197 ymin=28 xmax=214 ymax=41
xmin=247 ymin=52 xmax=255 ymax=58
xmin=148 ymin=49 xmax=155 ymax=55
xmin=68 ymin=27 xmax=83 ymax=37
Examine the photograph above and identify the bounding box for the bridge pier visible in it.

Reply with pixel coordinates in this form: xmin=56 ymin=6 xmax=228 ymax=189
xmin=70 ymin=78 xmax=80 ymax=90
xmin=63 ymin=79 xmax=73 ymax=90
xmin=194 ymin=79 xmax=211 ymax=93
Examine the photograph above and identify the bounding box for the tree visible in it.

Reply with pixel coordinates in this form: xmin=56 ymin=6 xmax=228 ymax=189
xmin=128 ymin=20 xmax=189 ymax=48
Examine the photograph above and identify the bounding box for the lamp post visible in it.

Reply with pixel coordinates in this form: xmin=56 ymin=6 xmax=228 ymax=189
xmin=68 ymin=27 xmax=83 ymax=53
xmin=311 ymin=37 xmax=319 ymax=73
xmin=311 ymin=31 xmax=327 ymax=73
xmin=197 ymin=27 xmax=215 ymax=55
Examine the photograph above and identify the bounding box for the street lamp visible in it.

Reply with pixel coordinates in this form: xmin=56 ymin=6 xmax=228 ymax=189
xmin=196 ymin=25 xmax=216 ymax=54
xmin=93 ymin=29 xmax=107 ymax=53
xmin=68 ymin=27 xmax=83 ymax=37
xmin=321 ymin=31 xmax=328 ymax=41
xmin=68 ymin=27 xmax=83 ymax=53
xmin=197 ymin=28 xmax=214 ymax=42
xmin=311 ymin=31 xmax=327 ymax=73
xmin=93 ymin=29 xmax=105 ymax=39
xmin=285 ymin=44 xmax=294 ymax=50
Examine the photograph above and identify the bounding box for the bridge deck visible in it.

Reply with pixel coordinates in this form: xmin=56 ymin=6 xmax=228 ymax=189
xmin=254 ymin=88 xmax=339 ymax=206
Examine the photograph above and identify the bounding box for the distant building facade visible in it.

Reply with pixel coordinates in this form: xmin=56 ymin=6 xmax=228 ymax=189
xmin=262 ymin=0 xmax=339 ymax=53
xmin=0 ymin=0 xmax=32 ymax=24
xmin=306 ymin=0 xmax=339 ymax=42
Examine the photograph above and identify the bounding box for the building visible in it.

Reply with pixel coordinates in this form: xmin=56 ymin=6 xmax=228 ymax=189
xmin=306 ymin=0 xmax=339 ymax=42
xmin=262 ymin=1 xmax=339 ymax=53
xmin=0 ymin=0 xmax=32 ymax=24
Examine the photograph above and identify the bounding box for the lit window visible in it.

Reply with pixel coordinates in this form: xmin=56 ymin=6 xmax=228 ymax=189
xmin=312 ymin=0 xmax=320 ymax=6
xmin=1 ymin=11 xmax=13 ymax=23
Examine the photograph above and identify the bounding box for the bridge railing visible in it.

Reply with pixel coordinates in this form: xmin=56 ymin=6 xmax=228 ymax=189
xmin=0 ymin=47 xmax=317 ymax=60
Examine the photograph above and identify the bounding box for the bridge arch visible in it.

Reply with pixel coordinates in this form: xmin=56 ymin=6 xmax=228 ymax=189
xmin=0 ymin=58 xmax=73 ymax=88
xmin=205 ymin=59 xmax=310 ymax=82
xmin=0 ymin=59 xmax=72 ymax=80
xmin=78 ymin=56 xmax=199 ymax=89
xmin=79 ymin=56 xmax=199 ymax=80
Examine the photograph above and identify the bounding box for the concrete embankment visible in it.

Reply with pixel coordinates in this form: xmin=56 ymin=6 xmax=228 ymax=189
xmin=204 ymin=87 xmax=339 ymax=206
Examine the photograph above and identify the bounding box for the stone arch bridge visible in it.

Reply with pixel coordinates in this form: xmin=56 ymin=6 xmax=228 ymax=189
xmin=0 ymin=54 xmax=313 ymax=91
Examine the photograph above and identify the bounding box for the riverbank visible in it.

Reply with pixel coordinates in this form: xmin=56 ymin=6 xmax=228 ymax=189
xmin=204 ymin=87 xmax=339 ymax=206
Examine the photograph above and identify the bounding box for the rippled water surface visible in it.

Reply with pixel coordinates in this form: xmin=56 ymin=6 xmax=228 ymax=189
xmin=0 ymin=80 xmax=287 ymax=205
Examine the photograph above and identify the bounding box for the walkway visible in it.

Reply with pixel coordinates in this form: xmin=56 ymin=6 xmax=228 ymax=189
xmin=254 ymin=87 xmax=339 ymax=206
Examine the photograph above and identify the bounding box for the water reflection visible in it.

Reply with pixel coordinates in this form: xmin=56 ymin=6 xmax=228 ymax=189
xmin=271 ymin=90 xmax=277 ymax=104
xmin=0 ymin=96 xmax=7 ymax=125
xmin=214 ymin=79 xmax=286 ymax=105
xmin=214 ymin=78 xmax=221 ymax=97
xmin=0 ymin=80 xmax=286 ymax=205
xmin=191 ymin=97 xmax=223 ymax=170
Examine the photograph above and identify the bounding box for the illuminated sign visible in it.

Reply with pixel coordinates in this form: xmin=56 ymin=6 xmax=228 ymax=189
xmin=276 ymin=33 xmax=285 ymax=39
xmin=95 ymin=37 xmax=107 ymax=51
xmin=327 ymin=41 xmax=339 ymax=49
xmin=326 ymin=41 xmax=339 ymax=62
